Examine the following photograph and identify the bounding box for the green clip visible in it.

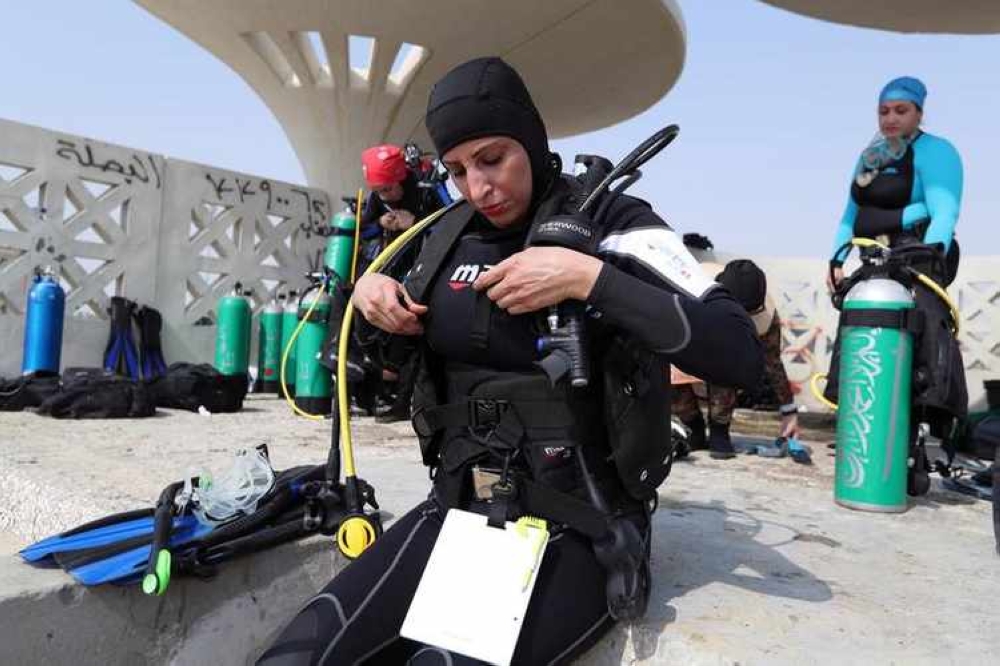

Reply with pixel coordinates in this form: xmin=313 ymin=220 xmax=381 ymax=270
xmin=142 ymin=550 xmax=173 ymax=596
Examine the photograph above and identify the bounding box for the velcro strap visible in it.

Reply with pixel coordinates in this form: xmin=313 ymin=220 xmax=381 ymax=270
xmin=842 ymin=308 xmax=923 ymax=334
xmin=517 ymin=478 xmax=609 ymax=540
xmin=469 ymin=293 xmax=492 ymax=351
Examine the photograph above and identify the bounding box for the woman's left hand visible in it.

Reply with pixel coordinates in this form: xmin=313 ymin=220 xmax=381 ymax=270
xmin=473 ymin=246 xmax=603 ymax=314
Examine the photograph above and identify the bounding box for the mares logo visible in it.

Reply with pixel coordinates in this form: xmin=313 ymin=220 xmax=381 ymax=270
xmin=448 ymin=263 xmax=493 ymax=291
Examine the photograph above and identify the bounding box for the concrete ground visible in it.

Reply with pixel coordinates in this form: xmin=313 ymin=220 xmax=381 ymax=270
xmin=1 ymin=395 xmax=996 ymax=665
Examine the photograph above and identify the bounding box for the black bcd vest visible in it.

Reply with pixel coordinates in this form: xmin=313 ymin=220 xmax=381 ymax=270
xmin=404 ymin=176 xmax=677 ymax=520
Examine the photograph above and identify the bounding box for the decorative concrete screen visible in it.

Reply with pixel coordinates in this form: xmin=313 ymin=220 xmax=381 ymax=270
xmin=0 ymin=118 xmax=327 ymax=376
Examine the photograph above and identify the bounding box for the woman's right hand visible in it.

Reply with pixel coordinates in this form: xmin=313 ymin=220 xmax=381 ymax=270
xmin=351 ymin=274 xmax=427 ymax=335
xmin=826 ymin=266 xmax=844 ymax=293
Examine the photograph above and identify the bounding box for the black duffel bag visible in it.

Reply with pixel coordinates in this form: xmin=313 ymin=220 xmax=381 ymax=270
xmin=0 ymin=372 xmax=62 ymax=411
xmin=146 ymin=363 xmax=248 ymax=413
xmin=37 ymin=368 xmax=155 ymax=419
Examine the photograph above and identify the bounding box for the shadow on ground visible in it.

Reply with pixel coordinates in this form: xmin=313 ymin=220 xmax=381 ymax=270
xmin=587 ymin=497 xmax=834 ymax=663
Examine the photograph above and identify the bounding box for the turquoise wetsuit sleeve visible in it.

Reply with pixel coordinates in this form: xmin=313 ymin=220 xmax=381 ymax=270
xmin=830 ymin=159 xmax=861 ymax=265
xmin=915 ymin=136 xmax=963 ymax=249
xmin=902 ymin=201 xmax=929 ymax=228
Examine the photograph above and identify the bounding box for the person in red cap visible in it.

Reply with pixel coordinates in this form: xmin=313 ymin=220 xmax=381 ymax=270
xmin=359 ymin=144 xmax=447 ymax=271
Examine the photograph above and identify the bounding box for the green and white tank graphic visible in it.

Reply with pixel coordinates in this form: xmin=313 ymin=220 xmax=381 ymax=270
xmin=834 ymin=278 xmax=914 ymax=513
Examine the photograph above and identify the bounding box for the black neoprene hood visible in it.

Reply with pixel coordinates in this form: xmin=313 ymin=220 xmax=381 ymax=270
xmin=424 ymin=57 xmax=551 ymax=185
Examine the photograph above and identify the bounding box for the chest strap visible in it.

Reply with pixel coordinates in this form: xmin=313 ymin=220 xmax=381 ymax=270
xmin=412 ymin=398 xmax=574 ymax=440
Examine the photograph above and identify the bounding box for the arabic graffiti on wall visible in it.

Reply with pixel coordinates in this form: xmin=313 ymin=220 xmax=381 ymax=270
xmin=55 ymin=139 xmax=161 ymax=189
xmin=203 ymin=173 xmax=329 ymax=237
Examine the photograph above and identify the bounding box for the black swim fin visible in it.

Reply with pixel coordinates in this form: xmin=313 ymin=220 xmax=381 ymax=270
xmin=136 ymin=305 xmax=168 ymax=380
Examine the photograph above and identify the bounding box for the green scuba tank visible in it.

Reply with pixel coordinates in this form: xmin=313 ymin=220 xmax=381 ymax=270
xmin=834 ymin=278 xmax=915 ymax=513
xmin=324 ymin=207 xmax=357 ymax=284
xmin=254 ymin=294 xmax=283 ymax=393
xmin=294 ymin=288 xmax=332 ymax=415
xmin=280 ymin=290 xmax=299 ymax=396
xmin=215 ymin=283 xmax=252 ymax=377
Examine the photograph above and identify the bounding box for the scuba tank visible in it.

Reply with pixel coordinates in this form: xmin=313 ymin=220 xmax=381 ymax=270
xmin=214 ymin=283 xmax=252 ymax=378
xmin=833 ymin=258 xmax=917 ymax=513
xmin=324 ymin=205 xmax=357 ymax=285
xmin=22 ymin=267 xmax=65 ymax=375
xmin=280 ymin=290 xmax=299 ymax=396
xmin=294 ymin=288 xmax=333 ymax=416
xmin=253 ymin=294 xmax=283 ymax=394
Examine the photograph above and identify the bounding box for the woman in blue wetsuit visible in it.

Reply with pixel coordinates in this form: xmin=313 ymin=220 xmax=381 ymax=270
xmin=825 ymin=76 xmax=967 ymax=443
xmin=827 ymin=76 xmax=963 ymax=290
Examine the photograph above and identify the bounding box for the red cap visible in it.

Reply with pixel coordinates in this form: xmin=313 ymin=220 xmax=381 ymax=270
xmin=361 ymin=145 xmax=407 ymax=187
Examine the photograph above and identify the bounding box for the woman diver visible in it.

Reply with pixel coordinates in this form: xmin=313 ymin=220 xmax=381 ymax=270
xmin=824 ymin=76 xmax=967 ymax=450
xmin=258 ymin=57 xmax=763 ymax=665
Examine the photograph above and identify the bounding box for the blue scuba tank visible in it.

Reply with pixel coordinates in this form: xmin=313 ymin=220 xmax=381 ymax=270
xmin=22 ymin=268 xmax=66 ymax=375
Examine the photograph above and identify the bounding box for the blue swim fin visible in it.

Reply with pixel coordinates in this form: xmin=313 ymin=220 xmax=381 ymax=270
xmin=57 ymin=517 xmax=213 ymax=586
xmin=19 ymin=511 xmax=200 ymax=569
xmin=103 ymin=296 xmax=140 ymax=379
xmin=20 ymin=509 xmax=154 ymax=564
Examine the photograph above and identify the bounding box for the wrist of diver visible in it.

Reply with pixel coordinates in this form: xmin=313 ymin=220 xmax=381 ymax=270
xmin=573 ymin=254 xmax=604 ymax=301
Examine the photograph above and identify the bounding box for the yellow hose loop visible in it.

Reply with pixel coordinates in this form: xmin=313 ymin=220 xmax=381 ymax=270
xmin=809 ymin=372 xmax=838 ymax=411
xmin=337 ymin=203 xmax=458 ymax=477
xmin=912 ymin=272 xmax=961 ymax=335
xmin=850 ymin=237 xmax=889 ymax=251
xmin=336 ymin=515 xmax=379 ymax=559
xmin=279 ymin=283 xmax=328 ymax=421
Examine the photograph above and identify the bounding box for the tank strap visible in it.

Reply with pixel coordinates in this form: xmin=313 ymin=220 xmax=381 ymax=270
xmin=842 ymin=308 xmax=924 ymax=335
xmin=298 ymin=308 xmax=329 ymax=324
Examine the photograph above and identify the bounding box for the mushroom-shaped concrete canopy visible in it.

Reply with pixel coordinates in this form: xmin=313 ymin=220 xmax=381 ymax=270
xmin=760 ymin=0 xmax=1000 ymax=34
xmin=134 ymin=0 xmax=686 ymax=197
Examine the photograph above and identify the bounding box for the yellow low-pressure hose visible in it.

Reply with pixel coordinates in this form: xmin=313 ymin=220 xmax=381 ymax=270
xmin=279 ymin=283 xmax=329 ymax=421
xmin=350 ymin=188 xmax=363 ymax=284
xmin=337 ymin=203 xmax=456 ymax=477
xmin=912 ymin=271 xmax=960 ymax=334
xmin=809 ymin=372 xmax=838 ymax=411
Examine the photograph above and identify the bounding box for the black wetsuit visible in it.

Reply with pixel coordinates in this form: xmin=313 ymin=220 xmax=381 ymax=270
xmin=258 ymin=193 xmax=763 ymax=665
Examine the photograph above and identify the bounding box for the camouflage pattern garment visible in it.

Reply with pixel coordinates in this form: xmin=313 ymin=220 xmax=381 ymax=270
xmin=672 ymin=312 xmax=793 ymax=425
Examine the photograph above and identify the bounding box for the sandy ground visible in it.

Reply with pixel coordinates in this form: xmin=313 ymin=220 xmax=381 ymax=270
xmin=2 ymin=395 xmax=996 ymax=664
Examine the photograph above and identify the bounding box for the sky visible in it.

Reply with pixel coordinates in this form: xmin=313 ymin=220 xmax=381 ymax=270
xmin=2 ymin=1 xmax=999 ymax=258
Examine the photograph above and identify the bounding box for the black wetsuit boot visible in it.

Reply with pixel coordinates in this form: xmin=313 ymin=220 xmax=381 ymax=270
xmin=709 ymin=421 xmax=736 ymax=460
xmin=675 ymin=414 xmax=707 ymax=458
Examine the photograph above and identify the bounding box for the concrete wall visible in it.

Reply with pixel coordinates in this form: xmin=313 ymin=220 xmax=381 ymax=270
xmin=0 ymin=117 xmax=329 ymax=377
xmin=0 ymin=538 xmax=340 ymax=666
